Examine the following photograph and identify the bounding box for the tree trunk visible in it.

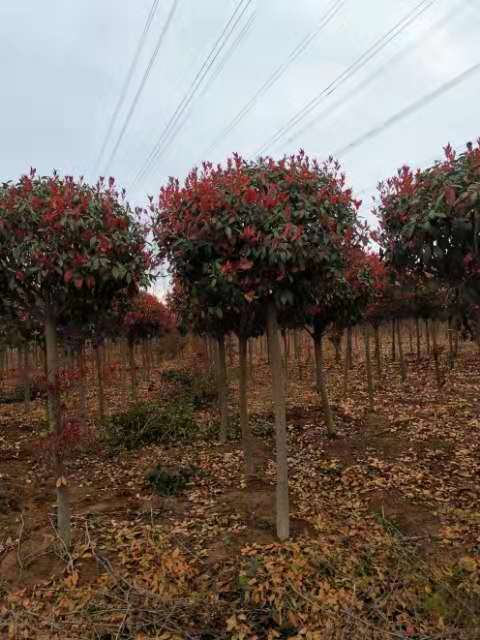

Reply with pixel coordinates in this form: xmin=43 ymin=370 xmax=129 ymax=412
xmin=391 ymin=318 xmax=396 ymax=361
xmin=128 ymin=340 xmax=137 ymax=403
xmin=45 ymin=313 xmax=71 ymax=549
xmin=23 ymin=345 xmax=31 ymax=411
xmin=314 ymin=332 xmax=335 ymax=437
xmin=239 ymin=336 xmax=255 ymax=477
xmin=342 ymin=326 xmax=353 ymax=395
xmin=447 ymin=317 xmax=454 ymax=369
xmin=78 ymin=345 xmax=88 ymax=427
xmin=248 ymin=338 xmax=254 ymax=381
xmin=363 ymin=324 xmax=374 ymax=414
xmin=215 ymin=335 xmax=229 ymax=444
xmin=453 ymin=319 xmax=459 ymax=357
xmin=94 ymin=342 xmax=105 ymax=421
xmin=415 ymin=316 xmax=421 ymax=360
xmin=396 ymin=319 xmax=407 ymax=382
xmin=347 ymin=326 xmax=353 ymax=366
xmin=332 ymin=333 xmax=342 ymax=364
xmin=431 ymin=320 xmax=443 ymax=389
xmin=373 ymin=324 xmax=382 ymax=380
xmin=266 ymin=302 xmax=289 ymax=541
xmin=425 ymin=319 xmax=431 ymax=355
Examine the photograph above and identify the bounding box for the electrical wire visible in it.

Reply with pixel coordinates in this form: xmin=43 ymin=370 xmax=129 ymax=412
xmin=200 ymin=10 xmax=256 ymax=99
xmin=91 ymin=0 xmax=160 ymax=178
xmin=203 ymin=0 xmax=344 ymax=159
xmin=132 ymin=0 xmax=254 ymax=188
xmin=255 ymin=0 xmax=436 ymax=156
xmin=334 ymin=62 xmax=480 ymax=158
xmin=284 ymin=0 xmax=466 ymax=147
xmin=102 ymin=0 xmax=180 ymax=176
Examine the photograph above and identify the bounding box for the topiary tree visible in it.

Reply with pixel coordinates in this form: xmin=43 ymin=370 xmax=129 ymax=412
xmin=0 ymin=170 xmax=152 ymax=546
xmin=156 ymin=151 xmax=360 ymax=539
xmin=376 ymin=141 xmax=480 ymax=335
xmin=123 ymin=291 xmax=174 ymax=400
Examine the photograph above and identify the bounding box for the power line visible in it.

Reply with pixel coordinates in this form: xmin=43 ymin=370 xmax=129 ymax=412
xmin=132 ymin=0 xmax=255 ymax=188
xmin=91 ymin=0 xmax=160 ymax=178
xmin=255 ymin=0 xmax=436 ymax=156
xmin=202 ymin=0 xmax=344 ymax=159
xmin=102 ymin=0 xmax=180 ymax=176
xmin=334 ymin=63 xmax=480 ymax=159
xmin=200 ymin=10 xmax=256 ymax=99
xmin=284 ymin=0 xmax=466 ymax=148
xmin=133 ymin=0 xmax=254 ymax=187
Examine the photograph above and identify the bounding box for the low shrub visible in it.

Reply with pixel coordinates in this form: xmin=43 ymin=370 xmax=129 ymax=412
xmin=145 ymin=465 xmax=200 ymax=496
xmin=104 ymin=399 xmax=198 ymax=450
xmin=162 ymin=367 xmax=217 ymax=409
xmin=0 ymin=377 xmax=47 ymax=404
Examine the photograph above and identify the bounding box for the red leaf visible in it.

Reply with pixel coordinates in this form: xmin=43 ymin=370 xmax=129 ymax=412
xmin=64 ymin=270 xmax=73 ymax=283
xmin=74 ymin=277 xmax=83 ymax=289
xmin=238 ymin=258 xmax=253 ymax=271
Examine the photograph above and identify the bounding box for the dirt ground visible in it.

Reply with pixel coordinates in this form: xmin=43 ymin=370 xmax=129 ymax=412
xmin=1 ymin=336 xmax=480 ymax=639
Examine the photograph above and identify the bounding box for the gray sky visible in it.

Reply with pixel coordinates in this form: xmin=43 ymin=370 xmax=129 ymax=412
xmin=1 ymin=0 xmax=479 ymax=294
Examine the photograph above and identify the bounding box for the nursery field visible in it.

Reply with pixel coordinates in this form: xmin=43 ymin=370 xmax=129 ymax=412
xmin=1 ymin=330 xmax=480 ymax=639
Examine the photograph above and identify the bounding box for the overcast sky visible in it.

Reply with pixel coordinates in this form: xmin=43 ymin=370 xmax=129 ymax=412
xmin=1 ymin=0 xmax=478 ymax=293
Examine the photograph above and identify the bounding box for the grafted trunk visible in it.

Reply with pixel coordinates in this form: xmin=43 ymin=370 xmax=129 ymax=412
xmin=239 ymin=336 xmax=255 ymax=477
xmin=215 ymin=335 xmax=229 ymax=444
xmin=45 ymin=313 xmax=71 ymax=549
xmin=266 ymin=302 xmax=289 ymax=541
xmin=314 ymin=332 xmax=335 ymax=437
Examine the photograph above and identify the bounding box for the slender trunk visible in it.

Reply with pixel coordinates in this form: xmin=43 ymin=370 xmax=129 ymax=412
xmin=447 ymin=317 xmax=454 ymax=369
xmin=431 ymin=321 xmax=443 ymax=389
xmin=332 ymin=333 xmax=342 ymax=365
xmin=363 ymin=324 xmax=374 ymax=414
xmin=266 ymin=302 xmax=289 ymax=541
xmin=314 ymin=332 xmax=335 ymax=437
xmin=453 ymin=319 xmax=459 ymax=357
xmin=248 ymin=338 xmax=254 ymax=381
xmin=346 ymin=326 xmax=353 ymax=367
xmin=415 ymin=316 xmax=421 ymax=360
xmin=239 ymin=336 xmax=255 ymax=477
xmin=408 ymin=322 xmax=413 ymax=354
xmin=374 ymin=324 xmax=382 ymax=380
xmin=391 ymin=318 xmax=396 ymax=361
xmin=128 ymin=340 xmax=137 ymax=403
xmin=228 ymin=334 xmax=234 ymax=367
xmin=78 ymin=345 xmax=88 ymax=427
xmin=342 ymin=327 xmax=352 ymax=396
xmin=23 ymin=345 xmax=31 ymax=411
xmin=45 ymin=313 xmax=71 ymax=549
xmin=94 ymin=343 xmax=105 ymax=421
xmin=215 ymin=335 xmax=229 ymax=444
xmin=396 ymin=319 xmax=407 ymax=382
xmin=425 ymin=319 xmax=431 ymax=355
